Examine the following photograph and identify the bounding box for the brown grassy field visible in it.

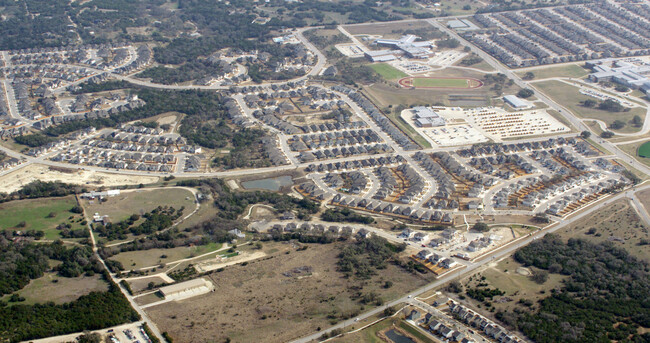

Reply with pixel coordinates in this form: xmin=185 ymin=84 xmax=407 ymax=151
xmin=556 ymin=199 xmax=649 ymax=261
xmin=1 ymin=272 xmax=108 ymax=305
xmin=145 ymin=242 xmax=434 ymax=343
xmin=343 ymin=21 xmax=433 ymax=36
xmin=81 ymin=187 xmax=196 ymax=223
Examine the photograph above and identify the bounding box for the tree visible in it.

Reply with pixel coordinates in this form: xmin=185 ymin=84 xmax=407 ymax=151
xmin=522 ymin=72 xmax=535 ymax=80
xmin=610 ymin=120 xmax=626 ymax=130
xmin=76 ymin=332 xmax=101 ymax=343
xmin=517 ymin=88 xmax=534 ymax=98
xmin=462 ymin=4 xmax=471 ymax=10
xmin=581 ymin=99 xmax=597 ymax=107
xmin=614 ymin=84 xmax=629 ymax=92
xmin=598 ymin=99 xmax=624 ymax=112
xmin=472 ymin=222 xmax=489 ymax=232
xmin=530 ymin=269 xmax=549 ymax=284
xmin=533 ymin=213 xmax=550 ymax=223
xmin=580 ymin=130 xmax=591 ymax=139
xmin=632 ymin=115 xmax=642 ymax=127
xmin=601 ymin=131 xmax=615 ymax=138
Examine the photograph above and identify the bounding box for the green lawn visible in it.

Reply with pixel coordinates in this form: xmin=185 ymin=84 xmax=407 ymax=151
xmin=413 ymin=77 xmax=469 ymax=88
xmin=398 ymin=321 xmax=435 ymax=343
xmin=0 ymin=196 xmax=84 ymax=240
xmin=517 ymin=64 xmax=589 ymax=80
xmin=533 ymin=80 xmax=646 ymax=133
xmin=370 ymin=63 xmax=407 ymax=80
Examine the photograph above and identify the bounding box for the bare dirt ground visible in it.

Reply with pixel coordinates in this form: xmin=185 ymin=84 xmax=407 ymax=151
xmin=0 ymin=164 xmax=159 ymax=193
xmin=145 ymin=242 xmax=433 ymax=343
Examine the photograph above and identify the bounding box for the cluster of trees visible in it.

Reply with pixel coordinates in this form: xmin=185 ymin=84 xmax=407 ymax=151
xmin=437 ymin=38 xmax=460 ymax=49
xmin=136 ymin=60 xmax=227 ymax=84
xmin=460 ymin=54 xmax=483 ymax=66
xmin=337 ymin=236 xmax=406 ymax=279
xmin=93 ymin=206 xmax=182 ymax=241
xmin=14 ymin=133 xmax=59 ymax=148
xmin=0 ymin=237 xmax=102 ymax=296
xmin=0 ymin=0 xmax=78 ymax=50
xmin=177 ymin=178 xmax=319 ymax=220
xmin=322 ymin=208 xmax=374 ymax=224
xmin=496 ymin=234 xmax=650 ymax=342
xmin=582 ymin=98 xmax=627 ymax=113
xmin=483 ymin=73 xmax=513 ymax=95
xmin=210 ymin=128 xmax=275 ymax=170
xmin=0 ymin=181 xmax=85 ymax=204
xmin=466 ymin=287 xmax=505 ymax=302
xmin=320 ymin=60 xmax=380 ymax=85
xmin=517 ymin=88 xmax=534 ymax=98
xmin=0 ymin=272 xmax=140 ymax=342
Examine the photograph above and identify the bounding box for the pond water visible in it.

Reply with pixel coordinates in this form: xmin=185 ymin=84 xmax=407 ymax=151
xmin=385 ymin=329 xmax=416 ymax=343
xmin=240 ymin=176 xmax=293 ymax=191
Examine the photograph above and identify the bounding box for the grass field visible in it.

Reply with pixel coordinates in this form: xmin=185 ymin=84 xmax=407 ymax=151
xmin=638 ymin=141 xmax=650 ymax=157
xmin=534 ymin=80 xmax=646 ymax=133
xmin=81 ymin=187 xmax=196 ymax=223
xmin=110 ymin=242 xmax=223 ymax=270
xmin=1 ymin=272 xmax=108 ymax=305
xmin=413 ymin=77 xmax=469 ymax=88
xmin=0 ymin=196 xmax=84 ymax=240
xmin=370 ymin=63 xmax=408 ymax=80
xmin=517 ymin=64 xmax=589 ymax=80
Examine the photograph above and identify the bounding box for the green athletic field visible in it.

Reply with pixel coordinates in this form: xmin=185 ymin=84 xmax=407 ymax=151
xmin=413 ymin=77 xmax=469 ymax=88
xmin=370 ymin=63 xmax=407 ymax=80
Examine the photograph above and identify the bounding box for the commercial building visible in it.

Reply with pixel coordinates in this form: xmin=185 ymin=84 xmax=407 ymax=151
xmin=503 ymin=95 xmax=531 ymax=109
xmin=412 ymin=106 xmax=446 ymax=127
xmin=371 ymin=35 xmax=435 ymax=59
xmin=159 ymin=278 xmax=214 ymax=301
xmin=587 ymin=59 xmax=650 ymax=93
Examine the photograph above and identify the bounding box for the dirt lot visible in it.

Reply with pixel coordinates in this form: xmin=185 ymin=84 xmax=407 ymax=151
xmin=0 ymin=164 xmax=159 ymax=193
xmin=127 ymin=275 xmax=169 ymax=293
xmin=146 ymin=241 xmax=434 ymax=343
xmin=556 ymin=199 xmax=650 ymax=261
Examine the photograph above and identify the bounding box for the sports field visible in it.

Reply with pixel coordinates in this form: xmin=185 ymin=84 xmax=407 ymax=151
xmin=370 ymin=63 xmax=408 ymax=80
xmin=398 ymin=76 xmax=483 ymax=89
xmin=638 ymin=141 xmax=650 ymax=158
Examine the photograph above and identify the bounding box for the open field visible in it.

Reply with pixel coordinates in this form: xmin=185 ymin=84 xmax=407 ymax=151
xmin=330 ymin=317 xmax=395 ymax=343
xmin=145 ymin=242 xmax=433 ymax=343
xmin=370 ymin=63 xmax=408 ymax=80
xmin=533 ymin=80 xmax=646 ymax=133
xmin=516 ymin=64 xmax=589 ymax=80
xmin=463 ymin=257 xmax=566 ymax=314
xmin=0 ymin=196 xmax=84 ymax=240
xmin=0 ymin=272 xmax=108 ymax=305
xmin=557 ymin=199 xmax=650 ymax=261
xmin=343 ymin=21 xmax=435 ymax=37
xmin=618 ymin=141 xmax=650 ymax=168
xmin=81 ymin=187 xmax=196 ymax=222
xmin=0 ymin=164 xmax=160 ymax=194
xmin=109 ymin=242 xmax=223 ymax=271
